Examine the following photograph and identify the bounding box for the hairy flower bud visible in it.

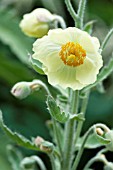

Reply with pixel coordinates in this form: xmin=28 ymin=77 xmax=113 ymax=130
xmin=96 ymin=128 xmax=104 ymax=136
xmin=11 ymin=82 xmax=31 ymax=99
xmin=20 ymin=8 xmax=54 ymax=38
xmin=34 ymin=136 xmax=44 ymax=147
xmin=40 ymin=141 xmax=54 ymax=153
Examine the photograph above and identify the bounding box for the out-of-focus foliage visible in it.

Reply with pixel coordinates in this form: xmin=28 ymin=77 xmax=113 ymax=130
xmin=0 ymin=0 xmax=113 ymax=170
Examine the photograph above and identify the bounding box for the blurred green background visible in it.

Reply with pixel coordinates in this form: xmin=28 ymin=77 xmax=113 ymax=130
xmin=0 ymin=0 xmax=113 ymax=169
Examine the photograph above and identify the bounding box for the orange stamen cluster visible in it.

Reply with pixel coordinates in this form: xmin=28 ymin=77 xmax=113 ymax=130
xmin=59 ymin=42 xmax=86 ymax=67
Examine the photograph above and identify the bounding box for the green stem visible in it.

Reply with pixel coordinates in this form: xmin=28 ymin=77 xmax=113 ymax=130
xmin=77 ymin=0 xmax=87 ymax=28
xmin=49 ymin=154 xmax=56 ymax=170
xmin=72 ymin=125 xmax=94 ymax=170
xmin=72 ymin=123 xmax=110 ymax=170
xmin=101 ymin=28 xmax=113 ymax=51
xmin=62 ymin=90 xmax=79 ymax=170
xmin=65 ymin=0 xmax=78 ymax=23
xmin=53 ymin=15 xmax=66 ymax=29
xmin=83 ymin=155 xmax=108 ymax=170
xmin=74 ymin=91 xmax=89 ymax=146
xmin=31 ymin=156 xmax=47 ymax=170
xmin=53 ymin=119 xmax=63 ymax=157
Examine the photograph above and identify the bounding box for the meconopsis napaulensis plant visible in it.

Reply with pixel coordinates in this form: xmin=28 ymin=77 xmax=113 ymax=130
xmin=1 ymin=0 xmax=113 ymax=170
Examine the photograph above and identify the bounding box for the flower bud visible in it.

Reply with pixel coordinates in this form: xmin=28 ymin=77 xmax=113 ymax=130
xmin=19 ymin=8 xmax=54 ymax=38
xmin=11 ymin=82 xmax=31 ymax=99
xmin=34 ymin=136 xmax=44 ymax=147
xmin=96 ymin=128 xmax=104 ymax=136
xmin=105 ymin=130 xmax=113 ymax=151
xmin=40 ymin=141 xmax=54 ymax=153
xmin=104 ymin=162 xmax=113 ymax=170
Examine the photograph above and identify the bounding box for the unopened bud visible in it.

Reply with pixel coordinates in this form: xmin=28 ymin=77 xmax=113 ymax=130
xmin=34 ymin=136 xmax=44 ymax=147
xmin=96 ymin=128 xmax=104 ymax=136
xmin=40 ymin=141 xmax=54 ymax=153
xmin=11 ymin=82 xmax=31 ymax=99
xmin=20 ymin=8 xmax=54 ymax=38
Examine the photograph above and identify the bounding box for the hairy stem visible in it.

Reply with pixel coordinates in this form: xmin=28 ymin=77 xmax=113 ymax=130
xmin=101 ymin=28 xmax=113 ymax=51
xmin=53 ymin=119 xmax=63 ymax=157
xmin=62 ymin=90 xmax=79 ymax=170
xmin=74 ymin=91 xmax=89 ymax=146
xmin=83 ymin=155 xmax=108 ymax=170
xmin=77 ymin=0 xmax=87 ymax=28
xmin=65 ymin=0 xmax=78 ymax=22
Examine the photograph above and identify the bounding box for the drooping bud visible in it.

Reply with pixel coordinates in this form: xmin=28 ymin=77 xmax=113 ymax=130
xmin=40 ymin=141 xmax=54 ymax=153
xmin=96 ymin=128 xmax=104 ymax=136
xmin=19 ymin=8 xmax=55 ymax=38
xmin=11 ymin=82 xmax=31 ymax=99
xmin=11 ymin=79 xmax=50 ymax=100
xmin=34 ymin=136 xmax=44 ymax=147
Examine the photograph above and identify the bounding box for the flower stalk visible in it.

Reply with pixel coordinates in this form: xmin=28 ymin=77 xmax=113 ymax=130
xmin=101 ymin=28 xmax=113 ymax=51
xmin=77 ymin=0 xmax=87 ymax=28
xmin=62 ymin=90 xmax=79 ymax=170
xmin=74 ymin=91 xmax=89 ymax=146
xmin=65 ymin=0 xmax=78 ymax=23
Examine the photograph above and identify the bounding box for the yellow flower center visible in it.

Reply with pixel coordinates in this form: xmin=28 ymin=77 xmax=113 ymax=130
xmin=59 ymin=42 xmax=86 ymax=67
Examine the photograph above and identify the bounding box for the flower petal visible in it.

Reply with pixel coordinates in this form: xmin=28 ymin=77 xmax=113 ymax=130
xmin=76 ymin=57 xmax=99 ymax=84
xmin=48 ymin=27 xmax=82 ymax=45
xmin=43 ymin=64 xmax=85 ymax=90
xmin=32 ymin=36 xmax=60 ymax=64
xmin=79 ymin=32 xmax=98 ymax=53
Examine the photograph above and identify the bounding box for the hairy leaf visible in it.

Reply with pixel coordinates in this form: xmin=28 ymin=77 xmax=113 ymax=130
xmin=47 ymin=95 xmax=69 ymax=123
xmin=76 ymin=134 xmax=103 ymax=149
xmin=83 ymin=20 xmax=96 ymax=34
xmin=29 ymin=56 xmax=45 ymax=75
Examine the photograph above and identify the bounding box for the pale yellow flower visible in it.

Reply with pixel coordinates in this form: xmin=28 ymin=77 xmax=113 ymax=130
xmin=32 ymin=27 xmax=103 ymax=90
xmin=20 ymin=8 xmax=54 ymax=38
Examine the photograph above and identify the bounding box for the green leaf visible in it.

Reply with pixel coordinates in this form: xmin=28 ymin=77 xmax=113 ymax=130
xmin=83 ymin=20 xmax=96 ymax=34
xmin=0 ymin=111 xmax=42 ymax=152
xmin=7 ymin=145 xmax=23 ymax=170
xmin=76 ymin=134 xmax=103 ymax=149
xmin=82 ymin=55 xmax=113 ymax=93
xmin=70 ymin=112 xmax=85 ymax=121
xmin=0 ymin=9 xmax=33 ymax=65
xmin=29 ymin=55 xmax=45 ymax=75
xmin=47 ymin=95 xmax=69 ymax=123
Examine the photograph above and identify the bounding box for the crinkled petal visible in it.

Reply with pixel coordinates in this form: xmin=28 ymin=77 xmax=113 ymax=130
xmin=43 ymin=64 xmax=85 ymax=90
xmin=48 ymin=27 xmax=83 ymax=45
xmin=92 ymin=37 xmax=100 ymax=50
xmin=78 ymin=32 xmax=99 ymax=53
xmin=32 ymin=36 xmax=60 ymax=64
xmin=76 ymin=57 xmax=100 ymax=84
xmin=87 ymin=52 xmax=103 ymax=68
